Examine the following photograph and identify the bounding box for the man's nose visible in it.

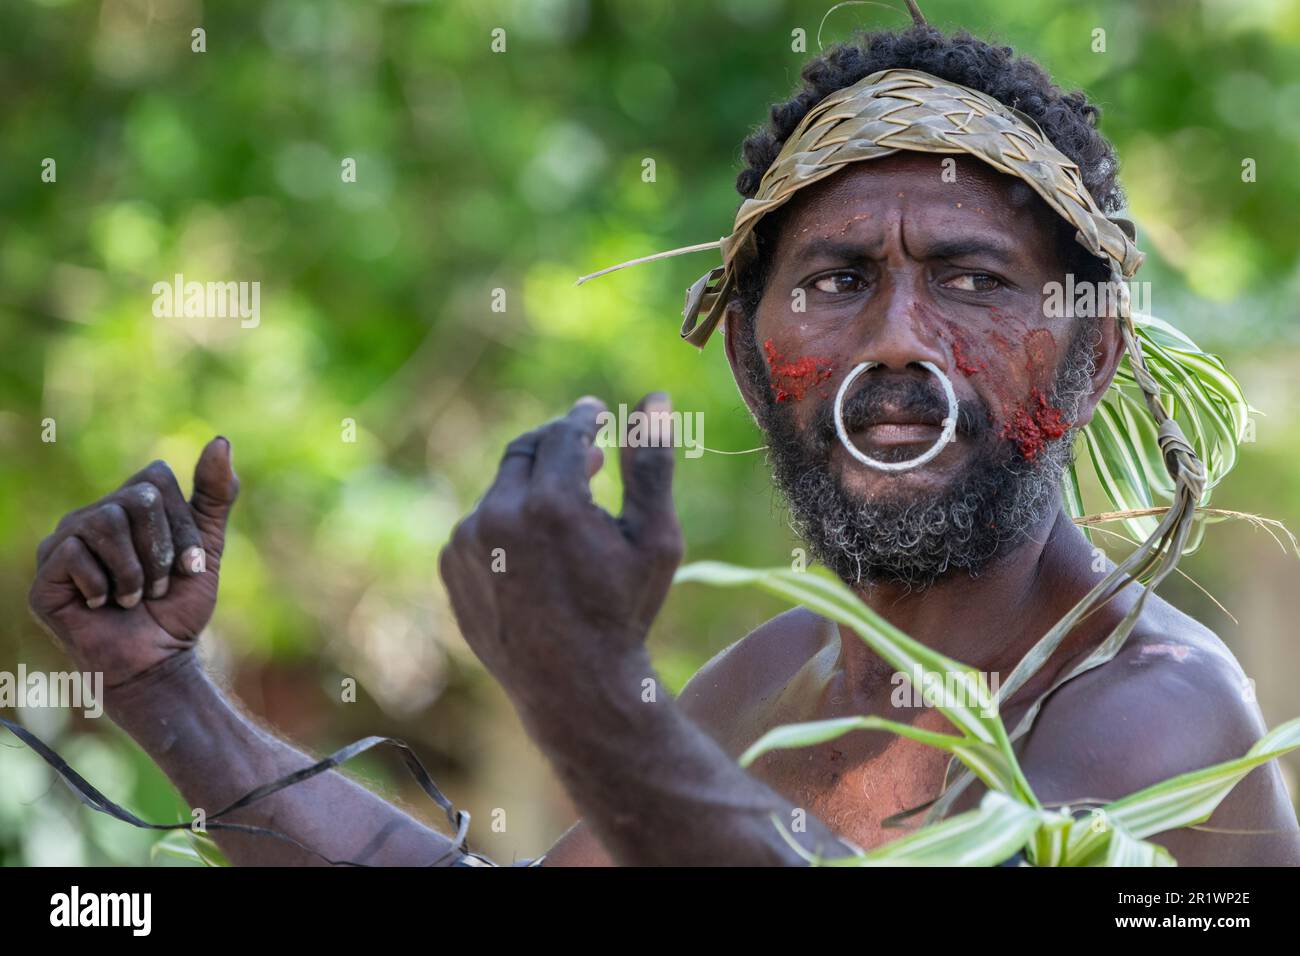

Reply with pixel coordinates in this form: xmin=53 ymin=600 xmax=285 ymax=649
xmin=852 ymin=271 xmax=949 ymax=373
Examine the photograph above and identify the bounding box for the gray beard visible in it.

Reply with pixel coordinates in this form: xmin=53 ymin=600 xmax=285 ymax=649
xmin=740 ymin=322 xmax=1099 ymax=589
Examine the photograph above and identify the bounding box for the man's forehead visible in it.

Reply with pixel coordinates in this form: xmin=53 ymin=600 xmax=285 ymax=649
xmin=773 ymin=153 xmax=1050 ymax=247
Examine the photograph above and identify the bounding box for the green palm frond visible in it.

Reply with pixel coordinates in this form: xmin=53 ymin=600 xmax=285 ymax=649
xmin=740 ymin=716 xmax=1025 ymax=802
xmin=149 ymin=830 xmax=230 ymax=867
xmin=1073 ymin=313 xmax=1252 ymax=555
xmin=829 ymin=792 xmax=1045 ymax=867
xmin=675 ymin=562 xmax=1036 ymax=806
xmin=676 ymin=561 xmax=1299 ymax=866
xmin=1068 ymin=716 xmax=1300 ymax=861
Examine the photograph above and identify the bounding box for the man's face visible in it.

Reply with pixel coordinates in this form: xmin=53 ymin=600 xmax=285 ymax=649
xmin=726 ymin=153 xmax=1113 ymax=587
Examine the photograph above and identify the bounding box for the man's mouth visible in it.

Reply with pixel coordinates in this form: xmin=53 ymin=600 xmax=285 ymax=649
xmin=806 ymin=380 xmax=977 ymax=463
xmin=852 ymin=421 xmax=945 ymax=449
xmin=846 ymin=403 xmax=949 ymax=452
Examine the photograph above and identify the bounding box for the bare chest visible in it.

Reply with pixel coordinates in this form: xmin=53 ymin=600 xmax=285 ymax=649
xmin=746 ymin=707 xmax=957 ymax=851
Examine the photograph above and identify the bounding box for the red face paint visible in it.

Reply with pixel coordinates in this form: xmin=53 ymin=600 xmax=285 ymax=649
xmin=950 ymin=336 xmax=985 ymax=376
xmin=859 ymin=297 xmax=1068 ymax=458
xmin=1001 ymin=387 xmax=1070 ymax=461
xmin=764 ymin=339 xmax=834 ymax=402
xmin=913 ymin=301 xmax=985 ymax=379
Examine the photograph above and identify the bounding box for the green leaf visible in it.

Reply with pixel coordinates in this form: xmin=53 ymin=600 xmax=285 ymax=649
xmin=1076 ymin=312 xmax=1252 ymax=554
xmin=1067 ymin=716 xmax=1300 ymax=862
xmin=1101 ymin=824 xmax=1176 ymax=867
xmin=676 ymin=561 xmax=1299 ymax=867
xmin=675 ymin=561 xmax=1038 ymax=806
xmin=1028 ymin=807 xmax=1074 ymax=866
xmin=1103 ymin=716 xmax=1300 ymax=839
xmin=149 ymin=830 xmax=230 ymax=867
xmin=740 ymin=715 xmax=1024 ymax=798
xmin=1081 ymin=399 xmax=1160 ymax=544
xmin=1067 ymin=818 xmax=1176 ymax=867
xmin=833 ymin=792 xmax=1043 ymax=867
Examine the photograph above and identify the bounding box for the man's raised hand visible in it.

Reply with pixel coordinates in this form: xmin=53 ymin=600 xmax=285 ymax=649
xmin=28 ymin=436 xmax=239 ymax=689
xmin=439 ymin=394 xmax=684 ymax=709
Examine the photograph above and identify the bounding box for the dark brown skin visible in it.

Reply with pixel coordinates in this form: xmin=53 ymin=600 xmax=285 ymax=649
xmin=539 ymin=155 xmax=1299 ymax=865
xmin=30 ymin=156 xmax=1300 ymax=866
xmin=29 ymin=440 xmax=454 ymax=865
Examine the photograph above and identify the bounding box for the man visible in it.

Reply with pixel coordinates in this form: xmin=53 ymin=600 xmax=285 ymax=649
xmin=28 ymin=22 xmax=1300 ymax=866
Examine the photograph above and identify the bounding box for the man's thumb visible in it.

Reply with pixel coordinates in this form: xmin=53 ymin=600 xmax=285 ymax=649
xmin=191 ymin=435 xmax=240 ymax=530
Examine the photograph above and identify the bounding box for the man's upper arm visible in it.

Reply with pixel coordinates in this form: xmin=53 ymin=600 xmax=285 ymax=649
xmin=1019 ymin=637 xmax=1300 ymax=865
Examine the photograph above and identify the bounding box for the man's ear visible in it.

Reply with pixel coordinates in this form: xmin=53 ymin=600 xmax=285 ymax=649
xmin=721 ymin=299 xmax=767 ymax=424
xmin=1071 ymin=313 xmax=1125 ymax=430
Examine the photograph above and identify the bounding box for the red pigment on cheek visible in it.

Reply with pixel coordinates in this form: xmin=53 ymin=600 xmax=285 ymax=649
xmin=950 ymin=336 xmax=985 ymax=376
xmin=914 ymin=301 xmax=991 ymax=377
xmin=763 ymin=339 xmax=835 ymax=402
xmin=1002 ymin=387 xmax=1070 ymax=461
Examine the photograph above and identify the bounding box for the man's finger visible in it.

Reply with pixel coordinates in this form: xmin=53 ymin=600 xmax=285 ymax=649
xmin=619 ymin=392 xmax=678 ymax=544
xmin=78 ymin=504 xmax=145 ymax=608
xmin=41 ymin=536 xmax=111 ymax=611
xmin=190 ymin=436 xmax=240 ymax=565
xmin=115 ymin=482 xmax=175 ymax=599
xmin=533 ymin=397 xmax=606 ymax=500
xmin=39 ymin=503 xmax=96 ymax=565
xmin=122 ymin=460 xmax=206 ymax=577
xmin=489 ymin=429 xmax=543 ymax=498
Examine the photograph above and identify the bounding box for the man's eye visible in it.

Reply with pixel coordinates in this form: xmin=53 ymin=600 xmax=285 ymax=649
xmin=943 ymin=273 xmax=1001 ymax=293
xmin=811 ymin=272 xmax=866 ymax=294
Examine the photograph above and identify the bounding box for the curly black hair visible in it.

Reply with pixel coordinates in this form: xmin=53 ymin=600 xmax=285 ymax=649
xmin=733 ymin=24 xmax=1121 ymax=317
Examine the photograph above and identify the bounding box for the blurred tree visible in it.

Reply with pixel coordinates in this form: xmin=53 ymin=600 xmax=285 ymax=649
xmin=1 ymin=0 xmax=1298 ymax=865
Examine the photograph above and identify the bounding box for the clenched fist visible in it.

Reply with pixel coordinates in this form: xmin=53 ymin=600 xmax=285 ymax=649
xmin=28 ymin=436 xmax=239 ymax=689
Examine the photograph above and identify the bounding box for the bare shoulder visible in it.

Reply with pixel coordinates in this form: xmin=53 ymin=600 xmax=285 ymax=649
xmin=1023 ymin=592 xmax=1256 ymax=787
xmin=675 ymin=607 xmax=833 ymax=755
xmin=1020 ymin=590 xmax=1299 ymax=864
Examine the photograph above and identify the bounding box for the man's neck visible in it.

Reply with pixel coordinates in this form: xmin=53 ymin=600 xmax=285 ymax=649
xmin=837 ymin=507 xmax=1096 ymax=685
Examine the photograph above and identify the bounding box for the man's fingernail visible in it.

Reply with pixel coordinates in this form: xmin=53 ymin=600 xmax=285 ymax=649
xmin=184 ymin=547 xmax=206 ymax=573
xmin=149 ymin=578 xmax=168 ymax=599
xmin=119 ymin=590 xmax=143 ymax=609
xmin=86 ymin=595 xmax=107 ymax=610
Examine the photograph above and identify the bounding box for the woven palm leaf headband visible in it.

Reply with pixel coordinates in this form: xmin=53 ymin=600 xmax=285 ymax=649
xmin=579 ymin=67 xmax=1206 ymax=522
xmin=676 ymin=67 xmax=1143 ymax=347
xmin=579 ymin=65 xmax=1256 ymax=822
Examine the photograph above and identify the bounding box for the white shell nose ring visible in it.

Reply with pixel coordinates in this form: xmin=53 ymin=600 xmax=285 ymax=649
xmin=833 ymin=361 xmax=958 ymax=472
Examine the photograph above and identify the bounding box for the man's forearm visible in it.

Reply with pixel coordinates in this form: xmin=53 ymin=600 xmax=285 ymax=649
xmin=521 ymin=650 xmax=854 ymax=866
xmin=106 ymin=651 xmax=457 ymax=866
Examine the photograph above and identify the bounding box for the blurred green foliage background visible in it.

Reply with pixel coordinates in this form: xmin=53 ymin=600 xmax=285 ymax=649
xmin=2 ymin=0 xmax=1299 ymax=865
